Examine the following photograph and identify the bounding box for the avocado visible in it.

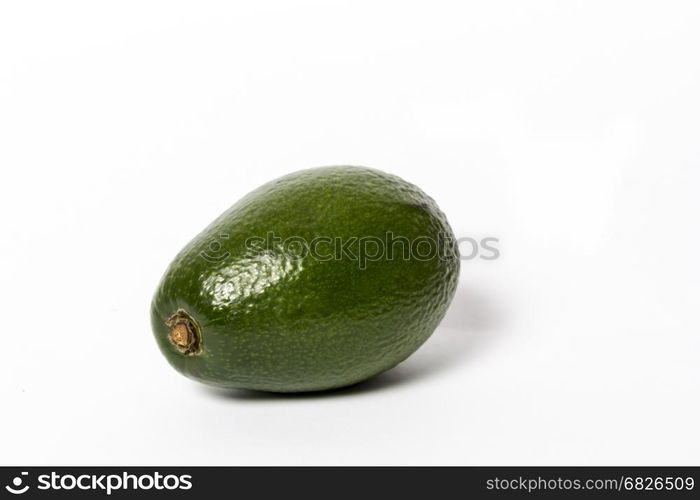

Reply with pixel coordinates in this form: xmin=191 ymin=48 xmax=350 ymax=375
xmin=150 ymin=166 xmax=459 ymax=392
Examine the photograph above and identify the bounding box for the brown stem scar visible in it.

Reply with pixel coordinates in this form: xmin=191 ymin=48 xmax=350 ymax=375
xmin=165 ymin=309 xmax=201 ymax=355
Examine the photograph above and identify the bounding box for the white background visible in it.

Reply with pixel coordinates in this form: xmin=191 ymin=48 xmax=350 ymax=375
xmin=1 ymin=1 xmax=698 ymax=466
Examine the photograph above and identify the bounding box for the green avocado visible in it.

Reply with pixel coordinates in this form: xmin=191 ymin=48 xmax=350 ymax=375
xmin=150 ymin=166 xmax=459 ymax=392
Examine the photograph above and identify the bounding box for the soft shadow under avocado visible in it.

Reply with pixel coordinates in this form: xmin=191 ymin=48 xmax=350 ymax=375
xmin=203 ymin=285 xmax=505 ymax=401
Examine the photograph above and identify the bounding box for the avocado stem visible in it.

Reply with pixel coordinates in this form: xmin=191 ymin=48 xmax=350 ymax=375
xmin=165 ymin=309 xmax=201 ymax=355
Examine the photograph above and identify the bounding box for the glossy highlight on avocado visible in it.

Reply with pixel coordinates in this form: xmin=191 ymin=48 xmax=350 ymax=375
xmin=150 ymin=166 xmax=460 ymax=392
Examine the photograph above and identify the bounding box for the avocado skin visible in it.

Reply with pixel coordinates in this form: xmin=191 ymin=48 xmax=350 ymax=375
xmin=151 ymin=166 xmax=459 ymax=392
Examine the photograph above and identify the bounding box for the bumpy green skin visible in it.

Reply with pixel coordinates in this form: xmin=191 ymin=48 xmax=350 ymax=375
xmin=151 ymin=166 xmax=459 ymax=392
